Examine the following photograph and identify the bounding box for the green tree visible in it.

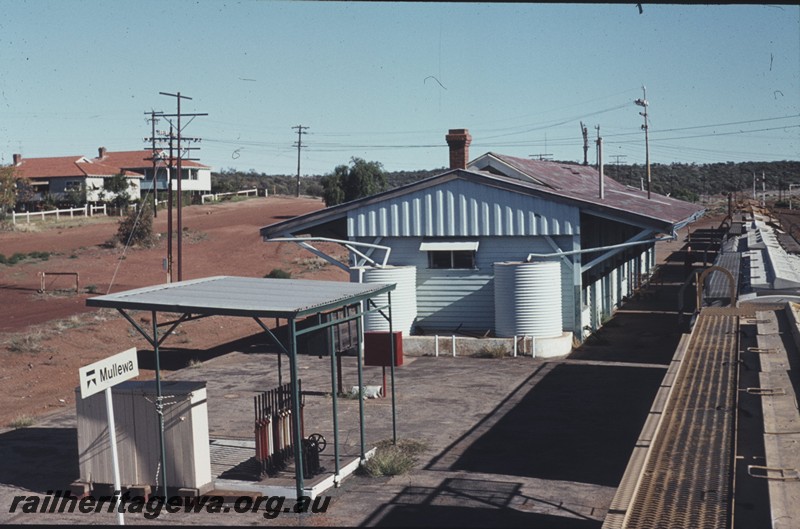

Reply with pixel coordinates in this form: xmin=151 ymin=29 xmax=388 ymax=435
xmin=104 ymin=173 xmax=133 ymax=210
xmin=321 ymin=171 xmax=345 ymax=206
xmin=0 ymin=165 xmax=15 ymax=216
xmin=321 ymin=158 xmax=387 ymax=207
xmin=64 ymin=182 xmax=87 ymax=208
xmin=115 ymin=201 xmax=156 ymax=248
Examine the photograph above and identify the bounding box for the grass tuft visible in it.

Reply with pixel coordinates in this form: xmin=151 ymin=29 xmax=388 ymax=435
xmin=54 ymin=315 xmax=85 ymax=332
xmin=8 ymin=415 xmax=35 ymax=429
xmin=6 ymin=330 xmax=45 ymax=353
xmin=361 ymin=438 xmax=428 ymax=477
xmin=471 ymin=343 xmax=509 ymax=358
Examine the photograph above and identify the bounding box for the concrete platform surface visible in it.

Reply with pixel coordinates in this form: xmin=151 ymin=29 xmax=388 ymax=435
xmin=0 ymin=309 xmax=680 ymax=527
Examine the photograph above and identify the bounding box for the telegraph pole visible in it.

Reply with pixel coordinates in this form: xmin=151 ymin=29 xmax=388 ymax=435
xmin=596 ymin=125 xmax=604 ymax=199
xmin=292 ymin=125 xmax=309 ymax=197
xmin=144 ymin=111 xmax=162 ymax=218
xmin=167 ymin=125 xmax=174 ymax=283
xmin=580 ymin=121 xmax=589 ymax=165
xmin=634 ymin=86 xmax=651 ymax=199
xmin=611 ymin=154 xmax=627 ymax=180
xmin=159 ymin=92 xmax=207 ymax=282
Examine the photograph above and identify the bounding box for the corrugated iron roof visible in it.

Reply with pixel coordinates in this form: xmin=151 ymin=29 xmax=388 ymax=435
xmin=261 ymin=155 xmax=705 ymax=240
xmin=475 ymin=153 xmax=704 ymax=227
xmin=86 ymin=276 xmax=395 ymax=319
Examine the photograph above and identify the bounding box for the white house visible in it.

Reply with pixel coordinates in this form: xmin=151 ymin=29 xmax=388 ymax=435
xmin=94 ymin=147 xmax=211 ymax=197
xmin=11 ymin=152 xmax=142 ymax=204
xmin=11 ymin=147 xmax=211 ymax=207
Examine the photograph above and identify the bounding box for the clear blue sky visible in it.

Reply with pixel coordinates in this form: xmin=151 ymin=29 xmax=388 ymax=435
xmin=1 ymin=1 xmax=798 ymax=176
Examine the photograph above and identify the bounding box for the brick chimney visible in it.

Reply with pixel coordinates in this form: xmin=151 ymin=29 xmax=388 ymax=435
xmin=12 ymin=153 xmax=21 ymax=165
xmin=446 ymin=128 xmax=472 ymax=170
xmin=98 ymin=146 xmax=107 ymax=159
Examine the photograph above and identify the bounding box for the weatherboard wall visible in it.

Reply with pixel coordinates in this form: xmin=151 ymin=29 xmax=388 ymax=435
xmin=356 ymin=235 xmax=576 ymax=334
xmin=347 ymin=178 xmax=580 ymax=238
xmin=581 ymin=246 xmax=656 ymax=335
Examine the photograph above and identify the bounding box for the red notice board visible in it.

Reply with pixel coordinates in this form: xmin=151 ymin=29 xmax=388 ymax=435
xmin=364 ymin=331 xmax=403 ymax=367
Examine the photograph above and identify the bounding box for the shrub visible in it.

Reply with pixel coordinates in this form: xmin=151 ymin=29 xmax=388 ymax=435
xmin=115 ymin=202 xmax=157 ymax=248
xmin=7 ymin=330 xmax=45 ymax=353
xmin=266 ymin=268 xmax=292 ymax=279
xmin=362 ymin=439 xmax=427 ymax=477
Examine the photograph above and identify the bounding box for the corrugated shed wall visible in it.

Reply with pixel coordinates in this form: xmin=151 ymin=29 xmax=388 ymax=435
xmin=348 ymin=179 xmax=580 ymax=238
xmin=357 ymin=236 xmax=576 ymax=333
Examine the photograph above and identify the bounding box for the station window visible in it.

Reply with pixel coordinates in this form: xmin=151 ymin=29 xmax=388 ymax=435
xmin=420 ymin=239 xmax=479 ymax=270
xmin=428 ymin=250 xmax=476 ymax=269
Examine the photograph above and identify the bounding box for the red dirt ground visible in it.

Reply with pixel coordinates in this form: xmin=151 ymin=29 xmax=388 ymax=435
xmin=0 ymin=196 xmax=346 ymax=426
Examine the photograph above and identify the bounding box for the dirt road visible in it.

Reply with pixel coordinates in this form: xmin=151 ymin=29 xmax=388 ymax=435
xmin=0 ymin=196 xmax=344 ymax=425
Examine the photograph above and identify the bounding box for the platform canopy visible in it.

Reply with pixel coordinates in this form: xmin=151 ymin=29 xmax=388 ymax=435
xmin=86 ymin=275 xmax=395 ymax=318
xmin=86 ymin=275 xmax=397 ymax=500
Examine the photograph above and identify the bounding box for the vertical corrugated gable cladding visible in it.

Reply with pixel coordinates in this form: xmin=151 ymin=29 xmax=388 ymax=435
xmin=346 ymin=178 xmax=579 ymax=237
xmin=347 ymin=177 xmax=580 ymax=332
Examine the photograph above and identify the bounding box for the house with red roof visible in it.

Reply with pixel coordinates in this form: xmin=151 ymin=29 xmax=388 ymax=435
xmin=93 ymin=147 xmax=211 ymax=196
xmin=11 ymin=147 xmax=211 ymax=207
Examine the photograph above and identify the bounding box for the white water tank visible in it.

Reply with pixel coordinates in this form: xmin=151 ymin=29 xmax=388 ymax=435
xmin=352 ymin=265 xmax=417 ymax=335
xmin=494 ymin=260 xmax=562 ymax=338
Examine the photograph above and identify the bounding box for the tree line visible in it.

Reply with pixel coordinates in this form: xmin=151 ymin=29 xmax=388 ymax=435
xmin=211 ymin=159 xmax=445 ymax=206
xmin=4 ymin=157 xmax=798 ymax=217
xmin=603 ymin=160 xmax=800 ymax=202
xmin=213 ymin=159 xmax=800 ymax=206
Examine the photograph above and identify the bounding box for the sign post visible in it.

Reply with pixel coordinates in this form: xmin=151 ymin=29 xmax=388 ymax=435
xmin=79 ymin=348 xmax=139 ymax=526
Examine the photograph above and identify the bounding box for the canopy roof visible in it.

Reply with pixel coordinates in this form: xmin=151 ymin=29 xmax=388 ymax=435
xmin=86 ymin=275 xmax=395 ymax=319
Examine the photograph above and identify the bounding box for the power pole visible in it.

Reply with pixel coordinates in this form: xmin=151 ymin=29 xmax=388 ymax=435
xmin=580 ymin=121 xmax=589 ymax=165
xmin=596 ymin=125 xmax=604 ymax=199
xmin=611 ymin=154 xmax=626 ymax=180
xmin=144 ymin=111 xmax=162 ymax=218
xmin=144 ymin=124 xmax=174 ymax=282
xmin=634 ymin=86 xmax=651 ymax=199
xmin=159 ymin=92 xmax=207 ymax=282
xmin=167 ymin=125 xmax=174 ymax=283
xmin=292 ymin=125 xmax=309 ymax=197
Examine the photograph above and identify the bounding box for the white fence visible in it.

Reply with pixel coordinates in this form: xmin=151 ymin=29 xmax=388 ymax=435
xmin=11 ymin=204 xmax=107 ymax=225
xmin=200 ymin=188 xmax=261 ymax=204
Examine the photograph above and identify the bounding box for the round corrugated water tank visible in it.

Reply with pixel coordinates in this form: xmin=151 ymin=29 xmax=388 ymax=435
xmin=494 ymin=260 xmax=562 ymax=338
xmin=351 ymin=265 xmax=417 ymax=335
